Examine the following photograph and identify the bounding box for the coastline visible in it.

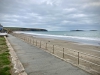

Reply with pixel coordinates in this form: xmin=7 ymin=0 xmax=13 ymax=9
xmin=14 ymin=31 xmax=100 ymax=46
xmin=12 ymin=33 xmax=100 ymax=74
xmin=13 ymin=33 xmax=100 ymax=57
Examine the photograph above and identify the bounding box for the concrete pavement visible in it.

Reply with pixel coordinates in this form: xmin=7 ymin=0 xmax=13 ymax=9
xmin=7 ymin=34 xmax=91 ymax=75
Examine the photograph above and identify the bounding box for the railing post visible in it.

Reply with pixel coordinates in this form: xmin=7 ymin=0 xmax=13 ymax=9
xmin=53 ymin=45 xmax=54 ymax=54
xmin=78 ymin=52 xmax=79 ymax=65
xmin=63 ymin=48 xmax=64 ymax=58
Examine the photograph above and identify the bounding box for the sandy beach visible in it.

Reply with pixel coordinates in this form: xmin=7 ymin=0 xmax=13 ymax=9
xmin=12 ymin=33 xmax=100 ymax=74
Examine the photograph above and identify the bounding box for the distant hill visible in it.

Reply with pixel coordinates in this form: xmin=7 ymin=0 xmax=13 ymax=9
xmin=90 ymin=30 xmax=97 ymax=31
xmin=71 ymin=30 xmax=84 ymax=31
xmin=4 ymin=27 xmax=47 ymax=33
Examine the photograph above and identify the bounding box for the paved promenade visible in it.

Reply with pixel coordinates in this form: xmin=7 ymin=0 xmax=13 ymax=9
xmin=7 ymin=34 xmax=91 ymax=75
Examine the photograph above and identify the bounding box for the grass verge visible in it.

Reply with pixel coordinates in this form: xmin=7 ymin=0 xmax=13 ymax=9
xmin=0 ymin=36 xmax=11 ymax=75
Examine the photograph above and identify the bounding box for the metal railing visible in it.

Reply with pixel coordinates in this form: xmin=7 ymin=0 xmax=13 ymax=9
xmin=11 ymin=33 xmax=100 ymax=75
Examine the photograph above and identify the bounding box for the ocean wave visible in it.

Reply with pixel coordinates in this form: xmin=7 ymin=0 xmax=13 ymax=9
xmin=14 ymin=31 xmax=100 ymax=41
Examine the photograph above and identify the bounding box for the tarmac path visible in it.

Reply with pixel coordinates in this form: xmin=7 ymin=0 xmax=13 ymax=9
xmin=7 ymin=34 xmax=91 ymax=75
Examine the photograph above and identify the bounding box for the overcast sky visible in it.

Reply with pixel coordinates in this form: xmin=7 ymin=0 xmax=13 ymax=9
xmin=0 ymin=0 xmax=100 ymax=31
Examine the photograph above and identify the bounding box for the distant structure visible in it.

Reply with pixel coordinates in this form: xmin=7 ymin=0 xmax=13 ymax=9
xmin=0 ymin=24 xmax=3 ymax=32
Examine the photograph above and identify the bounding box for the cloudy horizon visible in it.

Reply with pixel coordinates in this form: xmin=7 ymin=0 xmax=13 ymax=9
xmin=0 ymin=0 xmax=100 ymax=31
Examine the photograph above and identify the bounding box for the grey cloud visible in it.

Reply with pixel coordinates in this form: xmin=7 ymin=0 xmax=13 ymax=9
xmin=0 ymin=0 xmax=100 ymax=31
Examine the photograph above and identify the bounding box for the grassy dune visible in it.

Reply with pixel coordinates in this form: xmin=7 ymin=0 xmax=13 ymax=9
xmin=0 ymin=37 xmax=11 ymax=75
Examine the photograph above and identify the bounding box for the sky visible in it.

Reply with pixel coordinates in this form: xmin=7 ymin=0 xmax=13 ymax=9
xmin=0 ymin=0 xmax=100 ymax=31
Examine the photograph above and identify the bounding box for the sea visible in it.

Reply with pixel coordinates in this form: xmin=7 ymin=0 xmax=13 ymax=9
xmin=14 ymin=31 xmax=100 ymax=46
